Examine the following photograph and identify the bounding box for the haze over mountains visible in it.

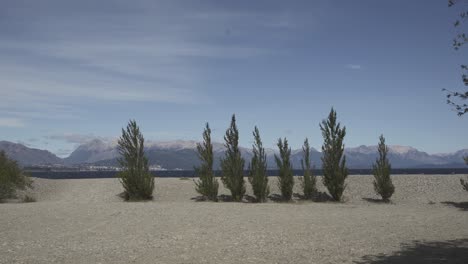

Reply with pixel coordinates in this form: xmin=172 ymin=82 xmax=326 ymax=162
xmin=1 ymin=140 xmax=466 ymax=170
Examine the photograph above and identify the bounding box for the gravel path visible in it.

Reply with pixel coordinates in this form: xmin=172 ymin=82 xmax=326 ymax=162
xmin=1 ymin=175 xmax=467 ymax=263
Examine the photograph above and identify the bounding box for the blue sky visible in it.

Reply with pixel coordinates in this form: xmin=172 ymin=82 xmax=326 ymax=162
xmin=0 ymin=0 xmax=467 ymax=157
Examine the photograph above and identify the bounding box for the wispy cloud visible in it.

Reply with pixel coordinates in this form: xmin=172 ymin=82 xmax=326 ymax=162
xmin=0 ymin=1 xmax=309 ymax=121
xmin=45 ymin=133 xmax=105 ymax=144
xmin=345 ymin=64 xmax=362 ymax=70
xmin=55 ymin=148 xmax=74 ymax=157
xmin=0 ymin=118 xmax=25 ymax=128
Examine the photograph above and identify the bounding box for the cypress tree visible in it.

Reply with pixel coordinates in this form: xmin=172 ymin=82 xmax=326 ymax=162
xmin=248 ymin=126 xmax=269 ymax=202
xmin=117 ymin=120 xmax=154 ymax=201
xmin=275 ymin=137 xmax=294 ymax=201
xmin=320 ymin=108 xmax=348 ymax=201
xmin=372 ymin=135 xmax=395 ymax=202
xmin=221 ymin=114 xmax=246 ymax=202
xmin=300 ymin=138 xmax=316 ymax=199
xmin=194 ymin=123 xmax=219 ymax=201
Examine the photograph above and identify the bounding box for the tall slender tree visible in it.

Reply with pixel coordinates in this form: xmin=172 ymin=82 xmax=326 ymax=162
xmin=221 ymin=114 xmax=245 ymax=202
xmin=248 ymin=126 xmax=269 ymax=202
xmin=320 ymin=108 xmax=348 ymax=201
xmin=117 ymin=120 xmax=154 ymax=201
xmin=275 ymin=137 xmax=294 ymax=201
xmin=372 ymin=135 xmax=395 ymax=202
xmin=194 ymin=123 xmax=219 ymax=201
xmin=300 ymin=138 xmax=316 ymax=199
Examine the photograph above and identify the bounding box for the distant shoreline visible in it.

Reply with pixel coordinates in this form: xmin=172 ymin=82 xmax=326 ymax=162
xmin=26 ymin=168 xmax=468 ymax=179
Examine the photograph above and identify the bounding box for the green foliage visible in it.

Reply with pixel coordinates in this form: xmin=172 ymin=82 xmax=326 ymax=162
xmin=248 ymin=126 xmax=269 ymax=202
xmin=320 ymin=108 xmax=348 ymax=201
xmin=300 ymin=138 xmax=316 ymax=199
xmin=0 ymin=151 xmax=32 ymax=201
xmin=22 ymin=195 xmax=36 ymax=203
xmin=221 ymin=114 xmax=246 ymax=202
xmin=372 ymin=135 xmax=395 ymax=202
xmin=461 ymin=156 xmax=468 ymax=191
xmin=275 ymin=137 xmax=294 ymax=201
xmin=444 ymin=1 xmax=468 ymax=116
xmin=461 ymin=178 xmax=468 ymax=192
xmin=194 ymin=123 xmax=219 ymax=201
xmin=117 ymin=120 xmax=154 ymax=201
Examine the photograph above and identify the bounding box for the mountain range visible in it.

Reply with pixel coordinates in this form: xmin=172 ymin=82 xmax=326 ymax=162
xmin=0 ymin=140 xmax=466 ymax=169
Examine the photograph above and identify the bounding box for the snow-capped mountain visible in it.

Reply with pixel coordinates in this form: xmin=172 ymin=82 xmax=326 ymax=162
xmin=64 ymin=139 xmax=466 ymax=169
xmin=63 ymin=139 xmax=118 ymax=165
xmin=1 ymin=139 xmax=466 ymax=169
xmin=345 ymin=145 xmax=446 ymax=168
xmin=146 ymin=140 xmax=199 ymax=150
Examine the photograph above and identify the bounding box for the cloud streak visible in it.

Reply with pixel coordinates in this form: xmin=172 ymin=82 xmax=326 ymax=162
xmin=0 ymin=118 xmax=25 ymax=128
xmin=0 ymin=0 xmax=311 ymax=122
xmin=345 ymin=64 xmax=362 ymax=70
xmin=45 ymin=133 xmax=107 ymax=144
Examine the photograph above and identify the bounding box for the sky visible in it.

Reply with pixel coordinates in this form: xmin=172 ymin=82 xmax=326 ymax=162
xmin=0 ymin=0 xmax=467 ymax=157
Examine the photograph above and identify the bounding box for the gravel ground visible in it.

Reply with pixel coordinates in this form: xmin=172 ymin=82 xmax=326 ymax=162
xmin=1 ymin=174 xmax=467 ymax=264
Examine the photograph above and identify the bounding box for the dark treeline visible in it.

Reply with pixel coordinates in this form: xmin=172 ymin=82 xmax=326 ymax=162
xmin=27 ymin=168 xmax=468 ymax=179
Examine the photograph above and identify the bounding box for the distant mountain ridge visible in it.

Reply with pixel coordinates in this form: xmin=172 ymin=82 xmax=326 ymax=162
xmin=0 ymin=141 xmax=63 ymax=166
xmin=0 ymin=140 xmax=466 ymax=169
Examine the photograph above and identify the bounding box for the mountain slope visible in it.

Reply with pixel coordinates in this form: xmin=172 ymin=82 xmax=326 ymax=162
xmin=63 ymin=139 xmax=118 ymax=165
xmin=345 ymin=145 xmax=446 ymax=168
xmin=84 ymin=141 xmax=467 ymax=169
xmin=1 ymin=139 xmax=466 ymax=169
xmin=0 ymin=141 xmax=62 ymax=166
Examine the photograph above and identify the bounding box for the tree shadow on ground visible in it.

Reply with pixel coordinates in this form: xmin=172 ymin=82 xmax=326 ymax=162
xmin=268 ymin=194 xmax=286 ymax=202
xmin=191 ymin=194 xmax=233 ymax=202
xmin=117 ymin=192 xmax=127 ymax=199
xmin=441 ymin=201 xmax=468 ymax=211
xmin=243 ymin=194 xmax=257 ymax=203
xmin=292 ymin=191 xmax=335 ymax=202
xmin=293 ymin=192 xmax=309 ymax=200
xmin=268 ymin=192 xmax=334 ymax=203
xmin=354 ymin=239 xmax=468 ymax=264
xmin=311 ymin=191 xmax=335 ymax=202
xmin=190 ymin=196 xmax=207 ymax=202
xmin=191 ymin=194 xmax=262 ymax=203
xmin=362 ymin=197 xmax=391 ymax=204
xmin=267 ymin=193 xmax=300 ymax=203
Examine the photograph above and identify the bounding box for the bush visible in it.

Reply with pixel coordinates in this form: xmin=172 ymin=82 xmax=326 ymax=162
xmin=248 ymin=126 xmax=269 ymax=202
xmin=320 ymin=108 xmax=348 ymax=201
xmin=461 ymin=178 xmax=468 ymax=191
xmin=194 ymin=123 xmax=219 ymax=201
xmin=117 ymin=120 xmax=154 ymax=201
xmin=275 ymin=137 xmax=294 ymax=201
xmin=221 ymin=114 xmax=246 ymax=202
xmin=461 ymin=157 xmax=468 ymax=191
xmin=22 ymin=195 xmax=36 ymax=203
xmin=300 ymin=138 xmax=316 ymax=199
xmin=0 ymin=151 xmax=32 ymax=202
xmin=372 ymin=135 xmax=395 ymax=202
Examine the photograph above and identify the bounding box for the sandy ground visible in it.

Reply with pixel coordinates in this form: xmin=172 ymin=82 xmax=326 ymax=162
xmin=1 ymin=174 xmax=468 ymax=264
